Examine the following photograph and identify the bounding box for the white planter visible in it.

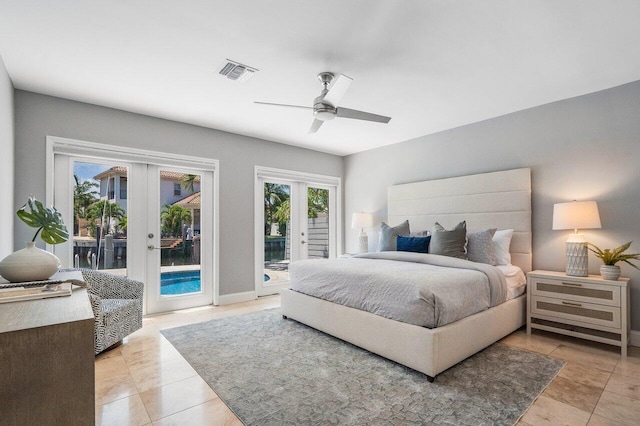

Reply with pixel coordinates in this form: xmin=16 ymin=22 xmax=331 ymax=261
xmin=600 ymin=265 xmax=621 ymax=281
xmin=0 ymin=242 xmax=61 ymax=282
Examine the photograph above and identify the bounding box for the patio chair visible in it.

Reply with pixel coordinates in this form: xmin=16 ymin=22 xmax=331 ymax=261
xmin=70 ymin=269 xmax=144 ymax=355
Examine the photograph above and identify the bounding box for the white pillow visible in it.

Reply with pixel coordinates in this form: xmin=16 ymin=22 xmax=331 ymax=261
xmin=493 ymin=229 xmax=513 ymax=266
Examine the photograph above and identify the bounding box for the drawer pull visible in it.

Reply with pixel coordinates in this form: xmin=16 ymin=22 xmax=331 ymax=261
xmin=562 ymin=301 xmax=583 ymax=307
xmin=561 ymin=282 xmax=583 ymax=287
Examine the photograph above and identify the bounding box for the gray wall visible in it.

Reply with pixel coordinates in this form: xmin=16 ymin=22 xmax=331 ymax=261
xmin=14 ymin=90 xmax=343 ymax=296
xmin=0 ymin=56 xmax=14 ymax=260
xmin=344 ymin=80 xmax=640 ymax=330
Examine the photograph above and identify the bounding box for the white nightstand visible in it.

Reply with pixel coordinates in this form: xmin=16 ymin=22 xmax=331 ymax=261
xmin=526 ymin=270 xmax=630 ymax=357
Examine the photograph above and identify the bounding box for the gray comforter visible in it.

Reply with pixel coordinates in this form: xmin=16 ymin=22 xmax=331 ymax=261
xmin=289 ymin=252 xmax=508 ymax=328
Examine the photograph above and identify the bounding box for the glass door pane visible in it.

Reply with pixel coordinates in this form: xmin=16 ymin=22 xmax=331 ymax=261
xmin=73 ymin=161 xmax=128 ymax=275
xmin=306 ymin=186 xmax=330 ymax=259
xmin=263 ymin=182 xmax=291 ymax=285
xmin=147 ymin=166 xmax=214 ymax=314
xmin=158 ymin=171 xmax=202 ymax=296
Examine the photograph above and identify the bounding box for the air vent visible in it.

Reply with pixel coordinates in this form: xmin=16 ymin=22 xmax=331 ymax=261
xmin=217 ymin=59 xmax=258 ymax=82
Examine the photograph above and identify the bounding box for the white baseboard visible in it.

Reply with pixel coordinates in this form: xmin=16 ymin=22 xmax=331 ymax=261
xmin=630 ymin=330 xmax=640 ymax=347
xmin=218 ymin=290 xmax=257 ymax=306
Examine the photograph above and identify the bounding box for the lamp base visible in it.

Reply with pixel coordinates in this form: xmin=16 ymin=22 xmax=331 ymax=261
xmin=358 ymin=233 xmax=368 ymax=254
xmin=566 ymin=241 xmax=588 ymax=277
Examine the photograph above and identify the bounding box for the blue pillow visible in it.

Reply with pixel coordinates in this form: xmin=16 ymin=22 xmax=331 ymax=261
xmin=396 ymin=236 xmax=431 ymax=253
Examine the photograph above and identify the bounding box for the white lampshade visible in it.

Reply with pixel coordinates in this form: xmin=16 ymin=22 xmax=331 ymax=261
xmin=553 ymin=200 xmax=601 ymax=277
xmin=351 ymin=212 xmax=373 ymax=229
xmin=552 ymin=201 xmax=601 ymax=231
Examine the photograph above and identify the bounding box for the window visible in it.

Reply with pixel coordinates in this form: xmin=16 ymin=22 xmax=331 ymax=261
xmin=108 ymin=177 xmax=115 ymax=200
xmin=174 ymin=183 xmax=181 ymax=196
xmin=120 ymin=178 xmax=127 ymax=200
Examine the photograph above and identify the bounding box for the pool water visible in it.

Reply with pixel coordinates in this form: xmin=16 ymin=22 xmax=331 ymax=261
xmin=161 ymin=271 xmax=201 ymax=295
xmin=160 ymin=271 xmax=272 ymax=295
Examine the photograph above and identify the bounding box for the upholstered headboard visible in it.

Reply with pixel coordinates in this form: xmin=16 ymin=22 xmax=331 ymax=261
xmin=387 ymin=168 xmax=532 ymax=272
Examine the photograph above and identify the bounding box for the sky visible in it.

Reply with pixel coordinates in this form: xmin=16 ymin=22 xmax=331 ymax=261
xmin=74 ymin=162 xmax=111 ymax=182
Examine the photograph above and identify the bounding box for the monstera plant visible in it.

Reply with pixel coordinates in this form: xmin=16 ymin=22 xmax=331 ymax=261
xmin=17 ymin=197 xmax=69 ymax=244
xmin=0 ymin=197 xmax=69 ymax=282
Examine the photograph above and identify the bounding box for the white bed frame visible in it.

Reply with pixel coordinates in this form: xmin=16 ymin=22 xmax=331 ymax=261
xmin=281 ymin=168 xmax=532 ymax=380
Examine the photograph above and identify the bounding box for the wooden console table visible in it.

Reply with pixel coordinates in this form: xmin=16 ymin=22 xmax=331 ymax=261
xmin=0 ymin=271 xmax=95 ymax=425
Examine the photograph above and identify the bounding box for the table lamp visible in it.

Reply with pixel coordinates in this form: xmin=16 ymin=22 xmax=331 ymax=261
xmin=351 ymin=213 xmax=373 ymax=253
xmin=552 ymin=200 xmax=601 ymax=276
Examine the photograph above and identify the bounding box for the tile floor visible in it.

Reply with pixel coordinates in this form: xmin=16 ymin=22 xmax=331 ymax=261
xmin=95 ymin=295 xmax=640 ymax=425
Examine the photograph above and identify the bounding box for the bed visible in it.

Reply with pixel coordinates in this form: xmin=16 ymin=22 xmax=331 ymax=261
xmin=281 ymin=168 xmax=532 ymax=381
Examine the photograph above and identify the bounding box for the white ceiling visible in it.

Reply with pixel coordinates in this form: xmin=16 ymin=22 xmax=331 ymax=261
xmin=1 ymin=1 xmax=639 ymax=156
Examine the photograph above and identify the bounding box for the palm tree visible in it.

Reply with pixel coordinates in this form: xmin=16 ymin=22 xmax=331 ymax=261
xmin=181 ymin=174 xmax=198 ymax=193
xmin=307 ymin=187 xmax=329 ymax=218
xmin=264 ymin=183 xmax=289 ymax=234
xmin=115 ymin=216 xmax=127 ymax=235
xmin=73 ymin=174 xmax=99 ymax=234
xmin=273 ymin=187 xmax=328 ymax=222
xmin=86 ymin=200 xmax=126 ymax=237
xmin=161 ymin=205 xmax=191 ymax=238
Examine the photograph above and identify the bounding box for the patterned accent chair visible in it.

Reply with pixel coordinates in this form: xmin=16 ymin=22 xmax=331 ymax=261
xmin=77 ymin=269 xmax=144 ymax=355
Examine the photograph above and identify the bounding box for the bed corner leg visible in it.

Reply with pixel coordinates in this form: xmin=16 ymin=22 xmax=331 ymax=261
xmin=282 ymin=315 xmax=288 ymax=320
xmin=426 ymin=375 xmax=435 ymax=383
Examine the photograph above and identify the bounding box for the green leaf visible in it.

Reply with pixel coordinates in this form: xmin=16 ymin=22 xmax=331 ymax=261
xmin=587 ymin=243 xmax=605 ymax=257
xmin=612 ymin=241 xmax=632 ymax=258
xmin=589 ymin=241 xmax=639 ymax=267
xmin=16 ymin=196 xmax=69 ymax=245
xmin=623 ymin=259 xmax=640 ymax=270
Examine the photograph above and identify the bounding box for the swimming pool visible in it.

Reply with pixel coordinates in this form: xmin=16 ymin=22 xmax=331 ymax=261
xmin=160 ymin=271 xmax=202 ymax=295
xmin=160 ymin=271 xmax=271 ymax=295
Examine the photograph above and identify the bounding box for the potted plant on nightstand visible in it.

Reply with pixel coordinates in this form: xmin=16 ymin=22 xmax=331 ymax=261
xmin=0 ymin=197 xmax=69 ymax=282
xmin=588 ymin=241 xmax=640 ymax=281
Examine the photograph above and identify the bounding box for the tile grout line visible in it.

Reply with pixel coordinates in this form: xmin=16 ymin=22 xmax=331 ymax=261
xmin=130 ymin=347 xmax=204 ymax=423
xmin=586 ymin=353 xmax=621 ymax=426
xmin=514 ymin=361 xmax=567 ymax=426
xmin=147 ymin=327 xmax=242 ymax=423
xmin=120 ymin=349 xmax=154 ymax=425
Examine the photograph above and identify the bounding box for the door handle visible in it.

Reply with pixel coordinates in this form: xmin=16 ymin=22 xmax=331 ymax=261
xmin=147 ymin=245 xmax=163 ymax=250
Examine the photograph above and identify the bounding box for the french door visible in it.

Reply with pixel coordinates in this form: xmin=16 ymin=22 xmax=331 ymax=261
xmin=255 ymin=167 xmax=341 ymax=297
xmin=48 ymin=137 xmax=218 ymax=314
xmin=145 ymin=166 xmax=214 ymax=313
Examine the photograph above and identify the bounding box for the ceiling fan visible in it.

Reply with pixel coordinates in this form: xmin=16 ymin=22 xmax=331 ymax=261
xmin=255 ymin=72 xmax=391 ymax=134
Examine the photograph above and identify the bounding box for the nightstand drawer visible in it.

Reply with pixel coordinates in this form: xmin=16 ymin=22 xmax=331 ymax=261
xmin=530 ymin=278 xmax=620 ymax=307
xmin=531 ymin=295 xmax=621 ymax=329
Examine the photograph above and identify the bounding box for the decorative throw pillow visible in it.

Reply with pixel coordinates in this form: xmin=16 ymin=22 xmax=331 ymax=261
xmin=429 ymin=221 xmax=467 ymax=259
xmin=377 ymin=220 xmax=410 ymax=251
xmin=410 ymin=230 xmax=430 ymax=237
xmin=467 ymin=228 xmax=498 ymax=265
xmin=397 ymin=236 xmax=431 ymax=253
xmin=493 ymin=229 xmax=514 ymax=265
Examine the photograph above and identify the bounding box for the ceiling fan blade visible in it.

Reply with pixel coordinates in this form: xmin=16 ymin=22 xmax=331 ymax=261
xmin=337 ymin=107 xmax=391 ymax=123
xmin=308 ymin=119 xmax=324 ymax=134
xmin=254 ymin=101 xmax=312 ymax=110
xmin=322 ymin=74 xmax=353 ymax=107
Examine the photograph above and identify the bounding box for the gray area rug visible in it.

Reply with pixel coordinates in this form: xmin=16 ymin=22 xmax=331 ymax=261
xmin=161 ymin=310 xmax=563 ymax=425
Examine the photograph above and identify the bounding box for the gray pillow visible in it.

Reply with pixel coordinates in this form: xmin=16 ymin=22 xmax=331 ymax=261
xmin=377 ymin=220 xmax=410 ymax=251
xmin=429 ymin=221 xmax=467 ymax=259
xmin=467 ymin=228 xmax=498 ymax=265
xmin=410 ymin=230 xmax=430 ymax=237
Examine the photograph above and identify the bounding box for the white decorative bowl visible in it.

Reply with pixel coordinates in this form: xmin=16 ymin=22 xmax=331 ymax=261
xmin=0 ymin=242 xmax=61 ymax=282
